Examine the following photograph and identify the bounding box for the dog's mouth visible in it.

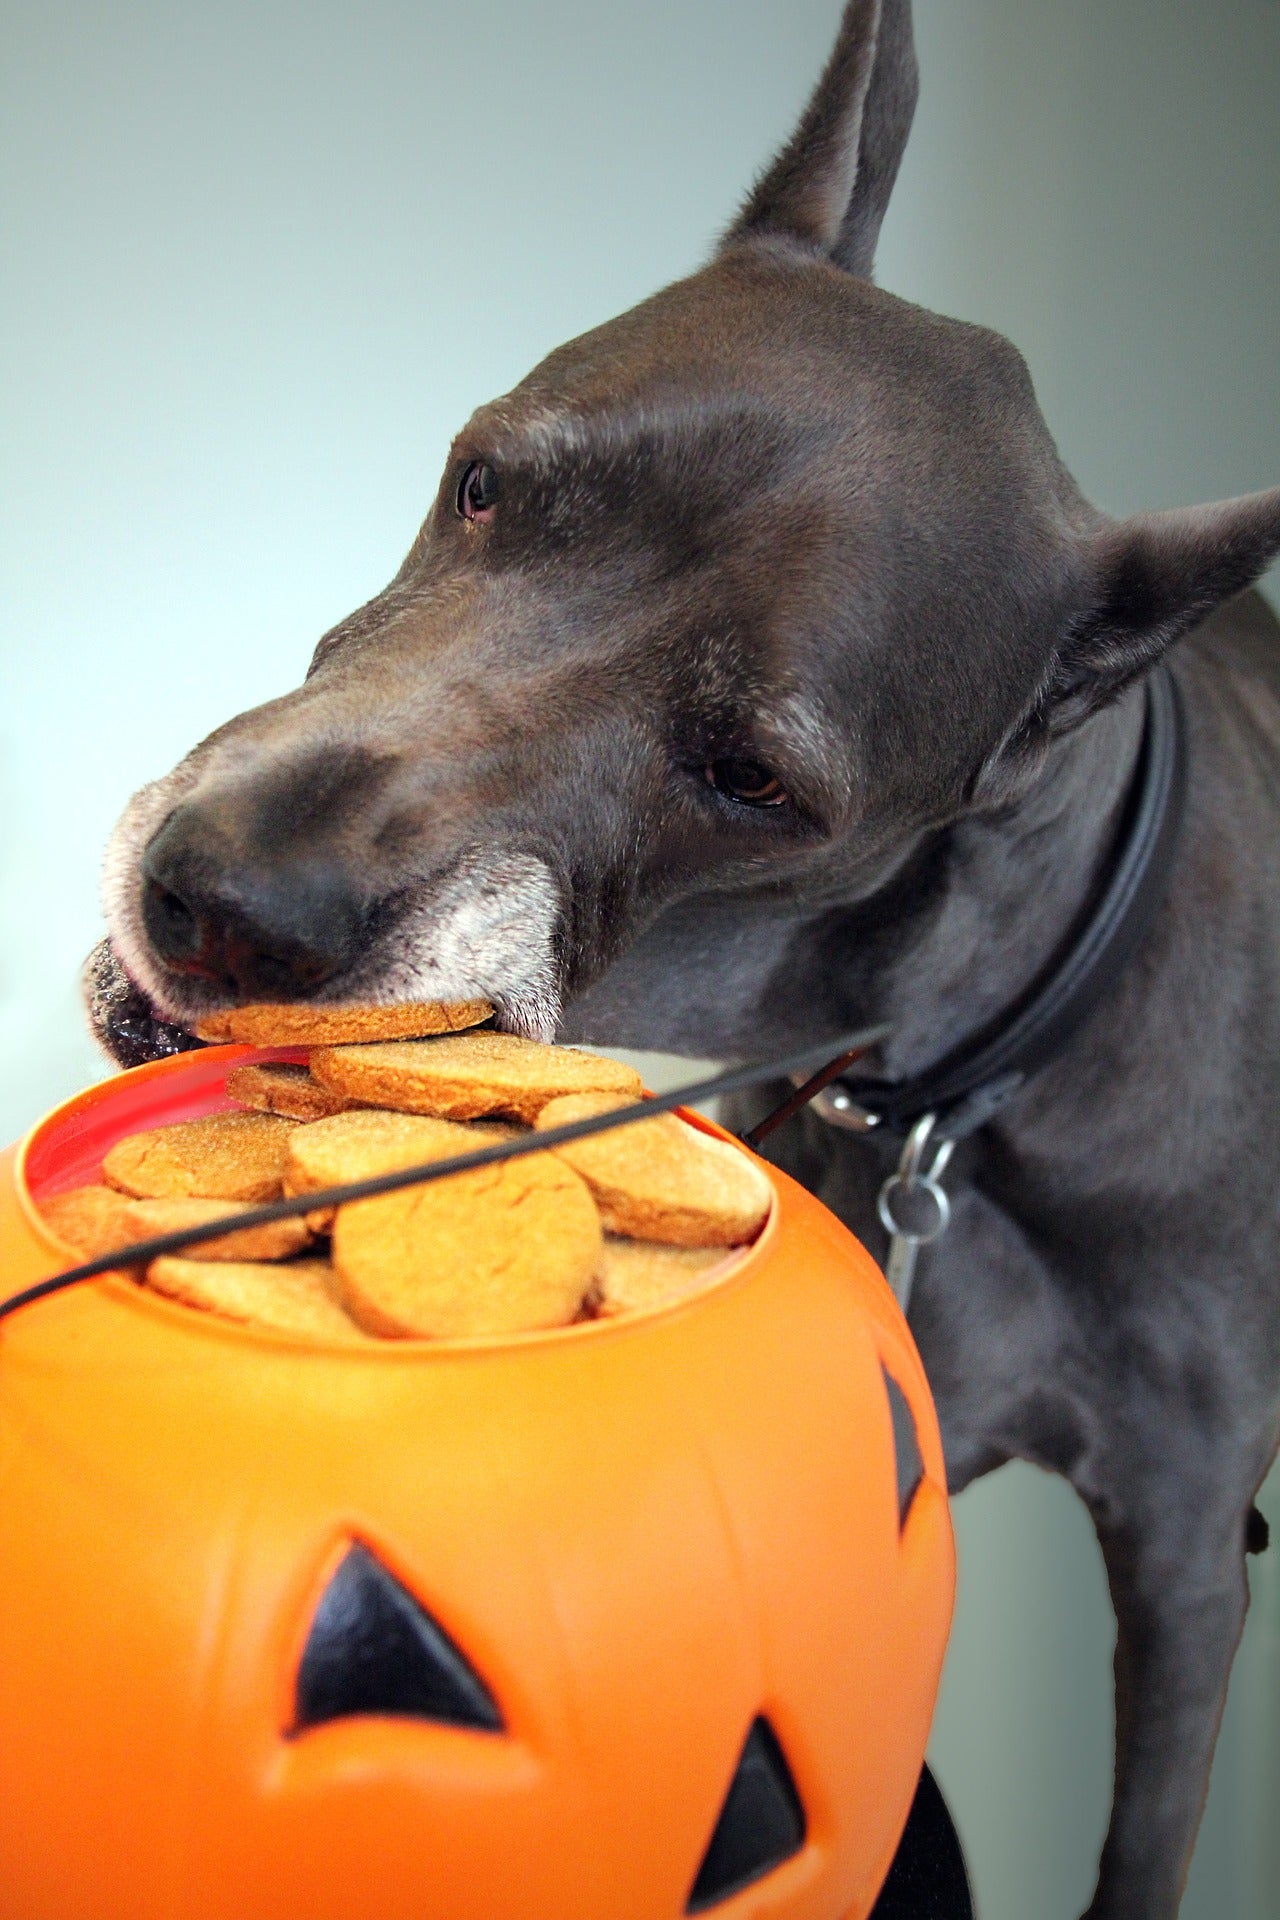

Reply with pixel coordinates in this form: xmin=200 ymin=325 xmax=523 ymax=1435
xmin=84 ymin=939 xmax=211 ymax=1070
xmin=93 ymin=796 xmax=570 ymax=1075
xmin=87 ymin=841 xmax=569 ymax=1071
xmin=82 ymin=932 xmax=555 ymax=1073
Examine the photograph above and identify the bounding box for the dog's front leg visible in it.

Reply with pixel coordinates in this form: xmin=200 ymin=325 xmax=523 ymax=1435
xmin=1077 ymin=1448 xmax=1260 ymax=1920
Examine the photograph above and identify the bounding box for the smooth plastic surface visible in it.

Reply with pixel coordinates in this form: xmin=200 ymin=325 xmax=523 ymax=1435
xmin=0 ymin=1048 xmax=954 ymax=1920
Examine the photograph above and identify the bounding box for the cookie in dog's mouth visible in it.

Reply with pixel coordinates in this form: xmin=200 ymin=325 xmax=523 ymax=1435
xmin=94 ymin=829 xmax=567 ymax=1069
xmin=83 ymin=944 xmax=504 ymax=1070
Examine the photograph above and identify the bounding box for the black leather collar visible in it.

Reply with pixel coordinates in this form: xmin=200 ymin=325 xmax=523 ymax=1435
xmin=822 ymin=665 xmax=1188 ymax=1142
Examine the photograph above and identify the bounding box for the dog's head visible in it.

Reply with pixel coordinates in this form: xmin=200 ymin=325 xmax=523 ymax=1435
xmin=93 ymin=0 xmax=1280 ymax=1067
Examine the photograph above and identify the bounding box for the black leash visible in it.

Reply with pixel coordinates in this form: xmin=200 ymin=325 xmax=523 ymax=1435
xmin=812 ymin=666 xmax=1188 ymax=1310
xmin=825 ymin=665 xmax=1188 ymax=1144
xmin=0 ymin=1024 xmax=887 ymax=1328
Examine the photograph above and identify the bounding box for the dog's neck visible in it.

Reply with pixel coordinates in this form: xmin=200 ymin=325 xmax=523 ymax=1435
xmin=870 ymin=684 xmax=1148 ymax=1082
xmin=562 ymin=685 xmax=1148 ymax=1074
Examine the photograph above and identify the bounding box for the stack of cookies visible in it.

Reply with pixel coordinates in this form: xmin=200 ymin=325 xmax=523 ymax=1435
xmin=39 ymin=1000 xmax=773 ymax=1343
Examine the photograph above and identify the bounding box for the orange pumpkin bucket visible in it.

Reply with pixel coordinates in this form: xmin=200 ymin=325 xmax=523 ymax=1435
xmin=0 ymin=1046 xmax=955 ymax=1920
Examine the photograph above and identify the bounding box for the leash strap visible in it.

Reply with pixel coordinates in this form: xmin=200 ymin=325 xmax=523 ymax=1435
xmin=823 ymin=665 xmax=1188 ymax=1145
xmin=822 ymin=667 xmax=1188 ymax=1308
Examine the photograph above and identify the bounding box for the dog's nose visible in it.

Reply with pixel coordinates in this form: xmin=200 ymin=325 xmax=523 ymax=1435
xmin=140 ymin=808 xmax=367 ymax=1000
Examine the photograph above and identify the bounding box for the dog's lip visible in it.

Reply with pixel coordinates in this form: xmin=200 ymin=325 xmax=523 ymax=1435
xmin=103 ymin=953 xmax=212 ymax=1051
xmin=134 ymin=985 xmax=209 ymax=1044
xmin=103 ymin=996 xmax=209 ymax=1070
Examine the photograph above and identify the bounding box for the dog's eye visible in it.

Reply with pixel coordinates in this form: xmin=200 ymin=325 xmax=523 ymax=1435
xmin=705 ymin=759 xmax=788 ymax=807
xmin=457 ymin=460 xmax=500 ymax=523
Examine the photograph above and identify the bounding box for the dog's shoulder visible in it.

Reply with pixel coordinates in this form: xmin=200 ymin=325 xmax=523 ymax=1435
xmin=1183 ymin=584 xmax=1280 ymax=692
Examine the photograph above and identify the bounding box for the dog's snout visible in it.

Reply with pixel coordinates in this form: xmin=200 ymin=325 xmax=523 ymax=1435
xmin=140 ymin=807 xmax=368 ymax=1001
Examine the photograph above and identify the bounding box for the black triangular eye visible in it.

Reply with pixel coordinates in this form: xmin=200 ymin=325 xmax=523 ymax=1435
xmin=295 ymin=1543 xmax=503 ymax=1733
xmin=686 ymin=1717 xmax=806 ymax=1912
xmin=883 ymin=1366 xmax=924 ymax=1528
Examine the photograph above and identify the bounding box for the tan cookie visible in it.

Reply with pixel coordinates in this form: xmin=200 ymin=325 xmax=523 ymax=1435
xmin=122 ymin=1197 xmax=312 ymax=1262
xmin=102 ymin=1111 xmax=298 ymax=1202
xmin=283 ymin=1109 xmax=511 ymax=1196
xmin=595 ymin=1237 xmax=733 ymax=1316
xmin=195 ymin=999 xmax=492 ymax=1047
xmin=332 ymin=1152 xmax=602 ymax=1338
xmin=225 ymin=1061 xmax=359 ymax=1121
xmin=283 ymin=1109 xmax=516 ymax=1235
xmin=194 ymin=1010 xmax=236 ymax=1042
xmin=146 ymin=1256 xmax=370 ymax=1340
xmin=38 ymin=1184 xmax=140 ymax=1260
xmin=293 ymin=1127 xmax=526 ymax=1235
xmin=312 ymin=1032 xmax=643 ymax=1124
xmin=534 ymin=1094 xmax=773 ymax=1246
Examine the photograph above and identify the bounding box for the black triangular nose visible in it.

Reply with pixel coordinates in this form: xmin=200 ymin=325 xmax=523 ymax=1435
xmin=295 ymin=1543 xmax=503 ymax=1732
xmin=686 ymin=1717 xmax=806 ymax=1912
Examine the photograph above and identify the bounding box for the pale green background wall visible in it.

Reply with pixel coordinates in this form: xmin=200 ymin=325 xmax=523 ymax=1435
xmin=2 ymin=3 xmax=1278 ymax=1915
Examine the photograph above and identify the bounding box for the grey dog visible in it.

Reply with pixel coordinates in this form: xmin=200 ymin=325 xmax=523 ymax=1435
xmin=86 ymin=3 xmax=1280 ymax=1914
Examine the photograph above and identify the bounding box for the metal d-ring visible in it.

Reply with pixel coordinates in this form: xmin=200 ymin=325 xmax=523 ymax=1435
xmin=878 ymin=1113 xmax=957 ymax=1312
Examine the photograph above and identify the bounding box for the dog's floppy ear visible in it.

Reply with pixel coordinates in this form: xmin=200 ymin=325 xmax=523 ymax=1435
xmin=1045 ymin=487 xmax=1280 ymax=732
xmin=723 ymin=0 xmax=918 ymax=277
xmin=973 ymin=487 xmax=1280 ymax=805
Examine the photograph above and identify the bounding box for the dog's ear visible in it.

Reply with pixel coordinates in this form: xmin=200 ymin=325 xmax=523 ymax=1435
xmin=1045 ymin=488 xmax=1280 ymax=732
xmin=723 ymin=0 xmax=918 ymax=277
xmin=973 ymin=488 xmax=1280 ymax=805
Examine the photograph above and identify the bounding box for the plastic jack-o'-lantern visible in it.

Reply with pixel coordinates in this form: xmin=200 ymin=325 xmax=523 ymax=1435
xmin=0 ymin=1045 xmax=959 ymax=1920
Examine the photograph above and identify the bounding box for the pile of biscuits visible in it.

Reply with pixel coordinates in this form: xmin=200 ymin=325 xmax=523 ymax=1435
xmin=39 ymin=1000 xmax=773 ymax=1342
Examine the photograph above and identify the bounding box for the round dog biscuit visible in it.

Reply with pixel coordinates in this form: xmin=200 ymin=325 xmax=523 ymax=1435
xmin=225 ymin=1062 xmax=358 ymax=1122
xmin=195 ymin=999 xmax=492 ymax=1047
xmin=311 ymin=1032 xmax=643 ymax=1123
xmin=102 ymin=1112 xmax=298 ymax=1202
xmin=38 ymin=1184 xmax=140 ymax=1260
xmin=332 ymin=1152 xmax=602 ymax=1338
xmin=122 ymin=1197 xmax=313 ymax=1262
xmin=535 ymin=1093 xmax=773 ymax=1246
xmin=146 ymin=1257 xmax=370 ymax=1340
xmin=596 ymin=1237 xmax=732 ymax=1316
xmin=193 ymin=1010 xmax=236 ymax=1042
xmin=283 ymin=1109 xmax=512 ymax=1197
